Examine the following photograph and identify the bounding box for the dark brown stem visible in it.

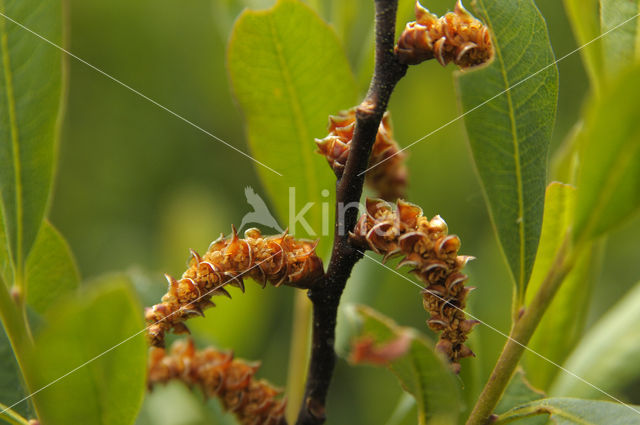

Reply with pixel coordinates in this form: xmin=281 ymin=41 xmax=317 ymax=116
xmin=295 ymin=1 xmax=407 ymax=424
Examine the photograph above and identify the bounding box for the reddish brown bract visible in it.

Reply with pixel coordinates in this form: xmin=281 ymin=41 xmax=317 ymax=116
xmin=350 ymin=198 xmax=477 ymax=371
xmin=395 ymin=0 xmax=493 ymax=68
xmin=148 ymin=339 xmax=286 ymax=425
xmin=315 ymin=108 xmax=408 ymax=201
xmin=145 ymin=227 xmax=324 ymax=347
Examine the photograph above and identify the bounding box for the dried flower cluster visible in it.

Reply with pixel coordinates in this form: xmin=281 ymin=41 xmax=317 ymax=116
xmin=149 ymin=339 xmax=286 ymax=425
xmin=145 ymin=227 xmax=324 ymax=347
xmin=350 ymin=198 xmax=477 ymax=371
xmin=395 ymin=0 xmax=492 ymax=68
xmin=315 ymin=108 xmax=408 ymax=201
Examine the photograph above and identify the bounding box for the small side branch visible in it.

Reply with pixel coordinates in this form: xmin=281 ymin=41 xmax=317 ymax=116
xmin=295 ymin=1 xmax=407 ymax=424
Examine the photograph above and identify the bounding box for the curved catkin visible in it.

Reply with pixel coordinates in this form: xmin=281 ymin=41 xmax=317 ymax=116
xmin=149 ymin=339 xmax=287 ymax=425
xmin=145 ymin=227 xmax=324 ymax=347
xmin=349 ymin=198 xmax=477 ymax=372
xmin=395 ymin=0 xmax=493 ymax=68
xmin=315 ymin=108 xmax=408 ymax=201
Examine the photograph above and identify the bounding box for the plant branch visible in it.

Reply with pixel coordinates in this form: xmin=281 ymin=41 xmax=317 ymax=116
xmin=465 ymin=240 xmax=575 ymax=425
xmin=295 ymin=1 xmax=407 ymax=424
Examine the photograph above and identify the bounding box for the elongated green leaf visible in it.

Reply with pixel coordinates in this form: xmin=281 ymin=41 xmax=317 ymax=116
xmin=496 ymin=398 xmax=640 ymax=425
xmin=0 ymin=0 xmax=64 ymax=271
xmin=563 ymin=0 xmax=603 ymax=89
xmin=495 ymin=369 xmax=546 ymax=425
xmin=550 ymin=281 xmax=640 ymax=398
xmin=525 ymin=183 xmax=575 ymax=300
xmin=600 ymin=0 xmax=640 ymax=79
xmin=573 ymin=65 xmax=640 ymax=243
xmin=456 ymin=0 xmax=558 ymax=298
xmin=348 ymin=305 xmax=461 ymax=425
xmin=24 ymin=220 xmax=79 ymax=314
xmin=29 ymin=280 xmax=146 ymax=425
xmin=523 ymin=183 xmax=597 ymax=390
xmin=228 ymin=0 xmax=357 ymax=248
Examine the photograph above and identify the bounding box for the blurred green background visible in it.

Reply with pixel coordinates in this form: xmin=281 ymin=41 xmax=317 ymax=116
xmin=49 ymin=0 xmax=640 ymax=423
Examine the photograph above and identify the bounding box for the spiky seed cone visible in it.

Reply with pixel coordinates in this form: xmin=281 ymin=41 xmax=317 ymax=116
xmin=149 ymin=339 xmax=287 ymax=425
xmin=315 ymin=108 xmax=408 ymax=201
xmin=395 ymin=0 xmax=493 ymax=68
xmin=350 ymin=198 xmax=477 ymax=370
xmin=145 ymin=227 xmax=324 ymax=347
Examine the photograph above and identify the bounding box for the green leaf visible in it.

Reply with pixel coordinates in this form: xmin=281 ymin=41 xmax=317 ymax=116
xmin=0 ymin=326 xmax=31 ymax=420
xmin=524 ymin=245 xmax=596 ymax=390
xmin=348 ymin=305 xmax=461 ymax=425
xmin=24 ymin=220 xmax=79 ymax=314
xmin=563 ymin=0 xmax=603 ymax=89
xmin=228 ymin=0 xmax=357 ymax=248
xmin=495 ymin=369 xmax=546 ymax=425
xmin=573 ymin=65 xmax=640 ymax=243
xmin=455 ymin=0 xmax=559 ymax=298
xmin=550 ymin=281 xmax=640 ymax=399
xmin=495 ymin=398 xmax=640 ymax=424
xmin=29 ymin=280 xmax=146 ymax=425
xmin=600 ymin=0 xmax=640 ymax=79
xmin=0 ymin=0 xmax=65 ymax=272
xmin=525 ymin=183 xmax=575 ymax=300
xmin=523 ymin=183 xmax=597 ymax=390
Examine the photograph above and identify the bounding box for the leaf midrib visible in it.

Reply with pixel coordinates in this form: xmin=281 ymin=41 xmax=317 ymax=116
xmin=477 ymin=0 xmax=527 ymax=290
xmin=266 ymin=12 xmax=319 ymax=229
xmin=0 ymin=0 xmax=23 ymax=270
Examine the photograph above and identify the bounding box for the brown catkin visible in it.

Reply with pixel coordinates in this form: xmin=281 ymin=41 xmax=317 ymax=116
xmin=145 ymin=227 xmax=324 ymax=347
xmin=395 ymin=0 xmax=493 ymax=68
xmin=350 ymin=198 xmax=477 ymax=371
xmin=149 ymin=339 xmax=287 ymax=425
xmin=315 ymin=109 xmax=408 ymax=201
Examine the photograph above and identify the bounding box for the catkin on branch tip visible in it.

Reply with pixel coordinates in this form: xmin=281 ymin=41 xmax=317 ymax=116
xmin=395 ymin=0 xmax=493 ymax=68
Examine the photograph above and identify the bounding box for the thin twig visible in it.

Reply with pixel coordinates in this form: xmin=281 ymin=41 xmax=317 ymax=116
xmin=295 ymin=1 xmax=407 ymax=424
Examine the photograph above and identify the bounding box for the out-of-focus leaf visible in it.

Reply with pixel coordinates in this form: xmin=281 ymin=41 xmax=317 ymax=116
xmin=0 ymin=326 xmax=32 ymax=420
xmin=0 ymin=0 xmax=65 ymax=270
xmin=600 ymin=0 xmax=639 ymax=79
xmin=573 ymin=65 xmax=640 ymax=243
xmin=551 ymin=122 xmax=583 ymax=184
xmin=135 ymin=381 xmax=236 ymax=425
xmin=495 ymin=369 xmax=546 ymax=425
xmin=348 ymin=305 xmax=461 ymax=425
xmin=29 ymin=280 xmax=146 ymax=425
xmin=524 ymin=245 xmax=596 ymax=391
xmin=456 ymin=0 xmax=558 ymax=299
xmin=495 ymin=398 xmax=640 ymax=425
xmin=523 ymin=183 xmax=597 ymax=390
xmin=563 ymin=0 xmax=603 ymax=89
xmin=550 ymin=281 xmax=640 ymax=398
xmin=25 ymin=220 xmax=79 ymax=314
xmin=228 ymin=0 xmax=357 ymax=251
